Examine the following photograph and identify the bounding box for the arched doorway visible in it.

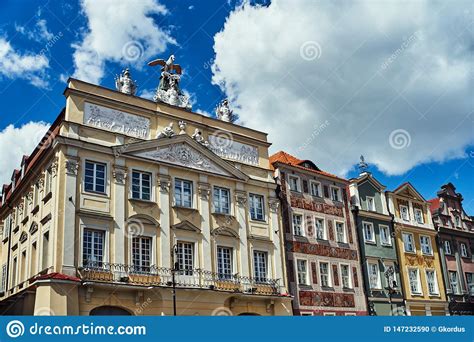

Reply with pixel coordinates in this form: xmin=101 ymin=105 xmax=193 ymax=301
xmin=90 ymin=306 xmax=132 ymax=316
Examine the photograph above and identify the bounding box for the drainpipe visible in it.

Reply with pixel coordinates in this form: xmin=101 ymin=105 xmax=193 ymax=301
xmin=351 ymin=204 xmax=372 ymax=315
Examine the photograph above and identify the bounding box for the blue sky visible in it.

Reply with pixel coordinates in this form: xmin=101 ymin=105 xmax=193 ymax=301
xmin=0 ymin=0 xmax=472 ymax=213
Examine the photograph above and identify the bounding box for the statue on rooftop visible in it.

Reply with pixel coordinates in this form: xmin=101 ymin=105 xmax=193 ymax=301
xmin=148 ymin=55 xmax=191 ymax=110
xmin=215 ymin=99 xmax=238 ymax=123
xmin=115 ymin=68 xmax=137 ymax=95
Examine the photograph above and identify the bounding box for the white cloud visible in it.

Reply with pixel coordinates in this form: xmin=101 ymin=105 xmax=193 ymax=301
xmin=0 ymin=37 xmax=50 ymax=88
xmin=139 ymin=88 xmax=155 ymax=100
xmin=15 ymin=18 xmax=54 ymax=42
xmin=212 ymin=1 xmax=473 ymax=176
xmin=195 ymin=109 xmax=212 ymax=117
xmin=0 ymin=122 xmax=50 ymax=186
xmin=72 ymin=0 xmax=176 ymax=84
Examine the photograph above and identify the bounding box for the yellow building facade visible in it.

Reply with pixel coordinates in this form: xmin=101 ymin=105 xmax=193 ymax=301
xmin=0 ymin=78 xmax=292 ymax=316
xmin=386 ymin=183 xmax=448 ymax=315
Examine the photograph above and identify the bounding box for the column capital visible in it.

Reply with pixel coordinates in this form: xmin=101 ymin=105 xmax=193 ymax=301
xmin=65 ymin=156 xmax=80 ymax=176
xmin=113 ymin=166 xmax=128 ymax=185
xmin=268 ymin=197 xmax=280 ymax=213
xmin=235 ymin=190 xmax=247 ymax=206
xmin=198 ymin=182 xmax=211 ymax=200
xmin=157 ymin=174 xmax=171 ymax=193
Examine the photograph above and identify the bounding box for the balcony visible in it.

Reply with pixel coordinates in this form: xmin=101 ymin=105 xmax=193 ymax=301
xmin=77 ymin=261 xmax=282 ymax=296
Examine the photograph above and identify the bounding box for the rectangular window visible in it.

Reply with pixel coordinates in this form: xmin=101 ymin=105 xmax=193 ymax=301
xmin=176 ymin=242 xmax=194 ymax=276
xmin=366 ymin=196 xmax=375 ymax=211
xmin=292 ymin=214 xmax=303 ymax=236
xmin=331 ymin=187 xmax=341 ymax=202
xmin=335 ymin=222 xmax=346 ymax=243
xmin=84 ymin=161 xmax=106 ymax=193
xmin=297 ymin=259 xmax=308 ymax=285
xmin=217 ymin=246 xmax=233 ymax=280
xmin=30 ymin=242 xmax=37 ymax=276
xmin=409 ymin=268 xmax=421 ymax=294
xmin=444 ymin=240 xmax=452 ymax=255
xmin=132 ymin=236 xmax=151 ymax=273
xmin=400 ymin=205 xmax=409 ymax=221
xmin=288 ymin=176 xmax=300 ymax=192
xmin=341 ymin=264 xmax=351 ymax=288
xmin=0 ymin=264 xmax=6 ymax=293
xmin=466 ymin=273 xmax=474 ymax=295
xmin=368 ymin=262 xmax=380 ymax=289
xmin=363 ymin=222 xmax=375 ymax=243
xmin=379 ymin=225 xmax=391 ymax=245
xmin=315 ymin=218 xmax=325 ymax=240
xmin=403 ymin=233 xmax=415 ymax=253
xmin=249 ymin=194 xmax=265 ymax=221
xmin=414 ymin=208 xmax=424 ymax=224
xmin=460 ymin=243 xmax=468 ymax=258
xmin=319 ymin=262 xmax=330 ymax=287
xmin=420 ymin=235 xmax=432 ymax=255
xmin=174 ymin=179 xmax=192 ymax=208
xmin=310 ymin=181 xmax=321 ymax=197
xmin=11 ymin=257 xmax=17 ymax=287
xmin=253 ymin=250 xmax=268 ymax=283
xmin=132 ymin=171 xmax=151 ymax=201
xmin=425 ymin=270 xmax=438 ymax=295
xmin=82 ymin=229 xmax=104 ymax=267
xmin=449 ymin=271 xmax=459 ymax=294
xmin=2 ymin=215 xmax=11 ymax=240
xmin=41 ymin=232 xmax=49 ymax=270
xmin=455 ymin=216 xmax=461 ymax=227
xmin=45 ymin=167 xmax=52 ymax=194
xmin=33 ymin=182 xmax=39 ymax=207
xmin=213 ymin=187 xmax=230 ymax=214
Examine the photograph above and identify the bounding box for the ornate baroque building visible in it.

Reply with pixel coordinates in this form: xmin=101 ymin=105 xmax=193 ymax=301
xmin=429 ymin=183 xmax=474 ymax=315
xmin=349 ymin=169 xmax=405 ymax=315
xmin=0 ymin=75 xmax=292 ymax=315
xmin=386 ymin=183 xmax=448 ymax=315
xmin=270 ymin=152 xmax=367 ymax=316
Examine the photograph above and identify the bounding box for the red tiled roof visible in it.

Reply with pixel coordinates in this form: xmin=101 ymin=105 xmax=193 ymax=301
xmin=34 ymin=272 xmax=81 ymax=282
xmin=428 ymin=198 xmax=440 ymax=213
xmin=269 ymin=151 xmax=347 ymax=183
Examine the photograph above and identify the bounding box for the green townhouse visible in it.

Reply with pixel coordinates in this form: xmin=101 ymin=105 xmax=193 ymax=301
xmin=349 ymin=163 xmax=405 ymax=315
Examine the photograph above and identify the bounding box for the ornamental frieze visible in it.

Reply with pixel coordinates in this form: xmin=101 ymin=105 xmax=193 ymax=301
xmin=287 ymin=241 xmax=358 ymax=261
xmin=290 ymin=196 xmax=344 ymax=217
xmin=299 ymin=291 xmax=355 ymax=308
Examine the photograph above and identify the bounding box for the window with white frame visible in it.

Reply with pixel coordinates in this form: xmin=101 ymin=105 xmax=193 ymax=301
xmin=379 ymin=225 xmax=391 ymax=246
xmin=444 ymin=240 xmax=452 ymax=255
xmin=310 ymin=181 xmax=321 ymax=197
xmin=466 ymin=273 xmax=474 ymax=295
xmin=292 ymin=214 xmax=304 ymax=236
xmin=449 ymin=271 xmax=459 ymax=294
xmin=288 ymin=175 xmax=300 ymax=192
xmin=253 ymin=250 xmax=268 ymax=283
xmin=402 ymin=233 xmax=415 ymax=253
xmin=84 ymin=161 xmax=106 ymax=193
xmin=83 ymin=229 xmax=105 ymax=266
xmin=33 ymin=182 xmax=39 ymax=207
xmin=363 ymin=222 xmax=375 ymax=243
xmin=366 ymin=196 xmax=375 ymax=211
xmin=131 ymin=171 xmax=151 ymax=201
xmin=460 ymin=243 xmax=468 ymax=258
xmin=420 ymin=235 xmax=432 ymax=255
xmin=335 ymin=222 xmax=346 ymax=243
xmin=132 ymin=236 xmax=151 ymax=273
xmin=174 ymin=179 xmax=193 ymax=208
xmin=425 ymin=270 xmax=438 ymax=295
xmin=400 ymin=205 xmax=409 ymax=221
xmin=249 ymin=194 xmax=265 ymax=221
xmin=315 ymin=218 xmax=325 ymax=240
xmin=341 ymin=264 xmax=351 ymax=288
xmin=408 ymin=268 xmax=421 ymax=294
xmin=414 ymin=208 xmax=424 ymax=224
xmin=296 ymin=259 xmax=308 ymax=285
xmin=454 ymin=216 xmax=461 ymax=227
xmin=319 ymin=262 xmax=330 ymax=287
xmin=45 ymin=167 xmax=53 ymax=194
xmin=368 ymin=262 xmax=380 ymax=289
xmin=176 ymin=242 xmax=194 ymax=276
xmin=213 ymin=187 xmax=230 ymax=214
xmin=331 ymin=186 xmax=341 ymax=202
xmin=2 ymin=215 xmax=11 ymax=240
xmin=0 ymin=264 xmax=6 ymax=293
xmin=217 ymin=246 xmax=233 ymax=280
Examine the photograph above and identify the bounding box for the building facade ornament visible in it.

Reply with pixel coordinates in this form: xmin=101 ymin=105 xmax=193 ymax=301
xmin=115 ymin=68 xmax=137 ymax=95
xmin=268 ymin=197 xmax=280 ymax=213
xmin=37 ymin=178 xmax=45 ymax=191
xmin=113 ymin=167 xmax=128 ymax=184
xmin=215 ymin=99 xmax=237 ymax=123
xmin=208 ymin=136 xmax=259 ymax=166
xmin=26 ymin=191 xmax=33 ymax=204
xmin=198 ymin=182 xmax=211 ymax=200
xmin=148 ymin=55 xmax=191 ymax=109
xmin=50 ymin=158 xmax=59 ymax=177
xmin=191 ymin=129 xmax=210 ymax=148
xmin=235 ymin=191 xmax=247 ymax=206
xmin=178 ymin=121 xmax=187 ymax=135
xmin=157 ymin=176 xmax=171 ymax=193
xmin=65 ymin=158 xmax=79 ymax=176
xmin=156 ymin=123 xmax=176 ymax=139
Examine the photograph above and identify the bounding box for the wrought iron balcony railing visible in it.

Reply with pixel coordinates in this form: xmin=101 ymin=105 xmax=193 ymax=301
xmin=77 ymin=261 xmax=282 ymax=296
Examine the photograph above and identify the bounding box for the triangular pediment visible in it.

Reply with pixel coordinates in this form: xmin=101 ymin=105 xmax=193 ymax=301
xmin=394 ymin=182 xmax=425 ymax=202
xmin=114 ymin=135 xmax=249 ymax=180
xmin=172 ymin=220 xmax=201 ymax=232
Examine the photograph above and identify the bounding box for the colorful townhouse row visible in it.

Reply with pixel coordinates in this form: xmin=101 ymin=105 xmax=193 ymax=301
xmin=0 ymin=62 xmax=472 ymax=316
